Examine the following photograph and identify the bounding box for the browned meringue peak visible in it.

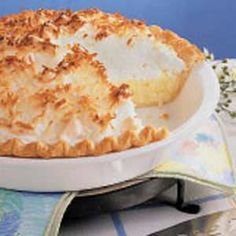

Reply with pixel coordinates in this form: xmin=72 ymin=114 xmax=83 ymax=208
xmin=0 ymin=8 xmax=203 ymax=104
xmin=0 ymin=44 xmax=136 ymax=145
xmin=2 ymin=9 xmax=201 ymax=109
xmin=0 ymin=8 xmax=203 ymax=62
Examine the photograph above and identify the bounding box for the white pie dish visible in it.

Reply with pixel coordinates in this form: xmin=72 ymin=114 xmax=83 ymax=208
xmin=0 ymin=61 xmax=219 ymax=192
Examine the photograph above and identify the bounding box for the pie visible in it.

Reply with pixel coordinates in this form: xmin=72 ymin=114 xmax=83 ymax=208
xmin=0 ymin=9 xmax=204 ymax=158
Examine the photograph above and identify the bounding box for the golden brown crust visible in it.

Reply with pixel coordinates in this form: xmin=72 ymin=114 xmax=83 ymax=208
xmin=0 ymin=126 xmax=168 ymax=158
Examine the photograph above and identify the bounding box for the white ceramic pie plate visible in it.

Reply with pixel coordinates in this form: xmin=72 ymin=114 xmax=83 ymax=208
xmin=0 ymin=62 xmax=219 ymax=192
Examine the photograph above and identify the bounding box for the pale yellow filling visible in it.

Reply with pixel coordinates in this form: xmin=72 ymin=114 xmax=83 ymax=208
xmin=123 ymin=74 xmax=179 ymax=107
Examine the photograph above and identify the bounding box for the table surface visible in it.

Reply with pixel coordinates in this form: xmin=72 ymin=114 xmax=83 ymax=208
xmin=59 ymin=116 xmax=236 ymax=235
xmin=0 ymin=0 xmax=236 ymax=58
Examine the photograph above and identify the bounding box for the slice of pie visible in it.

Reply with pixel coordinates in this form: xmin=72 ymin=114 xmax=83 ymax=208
xmin=0 ymin=9 xmax=203 ymax=158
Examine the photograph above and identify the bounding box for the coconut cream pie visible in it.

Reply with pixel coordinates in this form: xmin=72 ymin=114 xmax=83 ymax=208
xmin=0 ymin=9 xmax=203 ymax=158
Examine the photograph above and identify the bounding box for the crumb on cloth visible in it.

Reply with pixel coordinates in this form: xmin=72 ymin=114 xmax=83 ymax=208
xmin=159 ymin=112 xmax=169 ymax=120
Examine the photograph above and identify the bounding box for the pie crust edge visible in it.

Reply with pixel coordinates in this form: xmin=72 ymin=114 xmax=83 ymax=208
xmin=0 ymin=126 xmax=168 ymax=158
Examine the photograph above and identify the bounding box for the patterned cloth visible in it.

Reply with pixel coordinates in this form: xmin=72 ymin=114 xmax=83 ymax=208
xmin=0 ymin=114 xmax=235 ymax=236
xmin=149 ymin=115 xmax=236 ymax=192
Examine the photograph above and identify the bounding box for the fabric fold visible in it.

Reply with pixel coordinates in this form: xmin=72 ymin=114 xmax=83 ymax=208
xmin=0 ymin=114 xmax=235 ymax=236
